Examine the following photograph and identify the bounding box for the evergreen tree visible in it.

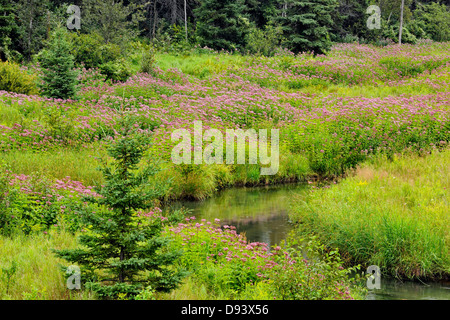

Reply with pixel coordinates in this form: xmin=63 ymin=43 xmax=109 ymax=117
xmin=38 ymin=27 xmax=78 ymax=99
xmin=54 ymin=118 xmax=186 ymax=299
xmin=0 ymin=0 xmax=16 ymax=60
xmin=278 ymin=0 xmax=337 ymax=54
xmin=15 ymin=0 xmax=50 ymax=61
xmin=81 ymin=0 xmax=144 ymax=48
xmin=414 ymin=2 xmax=450 ymax=42
xmin=331 ymin=0 xmax=370 ymax=42
xmin=194 ymin=0 xmax=249 ymax=51
xmin=246 ymin=0 xmax=278 ymax=29
xmin=0 ymin=0 xmax=14 ymax=40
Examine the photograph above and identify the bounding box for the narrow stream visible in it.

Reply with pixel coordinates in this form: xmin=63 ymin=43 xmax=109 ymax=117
xmin=167 ymin=184 xmax=449 ymax=300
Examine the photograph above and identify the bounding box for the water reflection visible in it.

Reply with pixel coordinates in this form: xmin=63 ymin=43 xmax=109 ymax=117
xmin=165 ymin=183 xmax=450 ymax=300
xmin=366 ymin=278 xmax=450 ymax=300
xmin=168 ymin=183 xmax=308 ymax=247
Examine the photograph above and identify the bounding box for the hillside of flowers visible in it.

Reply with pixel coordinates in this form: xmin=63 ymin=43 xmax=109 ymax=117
xmin=1 ymin=42 xmax=449 ymax=299
xmin=1 ymin=42 xmax=449 ymax=192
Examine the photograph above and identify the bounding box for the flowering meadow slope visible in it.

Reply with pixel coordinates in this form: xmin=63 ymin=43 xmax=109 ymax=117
xmin=1 ymin=42 xmax=449 ymax=199
xmin=0 ymin=42 xmax=449 ymax=299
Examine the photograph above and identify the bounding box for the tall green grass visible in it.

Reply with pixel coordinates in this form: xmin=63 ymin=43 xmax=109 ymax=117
xmin=0 ymin=147 xmax=104 ymax=186
xmin=155 ymin=52 xmax=245 ymax=79
xmin=0 ymin=229 xmax=94 ymax=300
xmin=289 ymin=149 xmax=450 ymax=280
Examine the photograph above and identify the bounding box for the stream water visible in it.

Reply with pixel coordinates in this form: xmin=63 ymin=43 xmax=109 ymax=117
xmin=168 ymin=184 xmax=449 ymax=300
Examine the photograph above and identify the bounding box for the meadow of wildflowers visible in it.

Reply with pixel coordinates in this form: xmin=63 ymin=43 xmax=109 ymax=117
xmin=0 ymin=42 xmax=449 ymax=299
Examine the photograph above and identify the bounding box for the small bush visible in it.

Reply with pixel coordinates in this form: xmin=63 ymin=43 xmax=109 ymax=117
xmin=140 ymin=46 xmax=156 ymax=74
xmin=68 ymin=32 xmax=123 ymax=69
xmin=166 ymin=220 xmax=366 ymax=299
xmin=0 ymin=61 xmax=38 ymax=95
xmin=99 ymin=58 xmax=132 ymax=82
xmin=68 ymin=32 xmax=104 ymax=69
xmin=246 ymin=24 xmax=282 ymax=57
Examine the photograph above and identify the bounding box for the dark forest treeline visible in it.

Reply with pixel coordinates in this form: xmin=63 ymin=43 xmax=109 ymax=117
xmin=1 ymin=0 xmax=450 ymax=61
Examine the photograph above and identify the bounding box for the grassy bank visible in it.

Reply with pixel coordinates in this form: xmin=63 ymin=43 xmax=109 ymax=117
xmin=289 ymin=149 xmax=450 ymax=280
xmin=0 ymin=229 xmax=93 ymax=300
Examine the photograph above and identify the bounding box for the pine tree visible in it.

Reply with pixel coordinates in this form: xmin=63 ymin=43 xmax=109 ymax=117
xmin=194 ymin=0 xmax=249 ymax=51
xmin=278 ymin=0 xmax=337 ymax=54
xmin=38 ymin=27 xmax=78 ymax=99
xmin=15 ymin=0 xmax=50 ymax=61
xmin=0 ymin=0 xmax=16 ymax=60
xmin=54 ymin=117 xmax=186 ymax=299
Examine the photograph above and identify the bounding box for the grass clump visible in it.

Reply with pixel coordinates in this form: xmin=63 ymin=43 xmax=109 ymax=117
xmin=290 ymin=149 xmax=450 ymax=280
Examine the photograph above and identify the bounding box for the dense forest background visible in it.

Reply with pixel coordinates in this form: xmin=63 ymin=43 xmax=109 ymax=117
xmin=1 ymin=0 xmax=450 ymax=62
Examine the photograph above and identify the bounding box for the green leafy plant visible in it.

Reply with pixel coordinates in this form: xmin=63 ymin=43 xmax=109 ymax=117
xmin=0 ymin=61 xmax=38 ymax=95
xmin=99 ymin=58 xmax=132 ymax=82
xmin=246 ymin=23 xmax=283 ymax=56
xmin=278 ymin=0 xmax=337 ymax=54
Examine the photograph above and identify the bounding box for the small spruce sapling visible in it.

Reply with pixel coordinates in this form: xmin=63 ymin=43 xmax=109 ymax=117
xmin=54 ymin=117 xmax=185 ymax=299
xmin=38 ymin=27 xmax=79 ymax=99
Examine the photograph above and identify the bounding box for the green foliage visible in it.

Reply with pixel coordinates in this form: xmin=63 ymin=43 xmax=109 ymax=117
xmin=53 ymin=117 xmax=186 ymax=299
xmin=331 ymin=0 xmax=369 ymax=42
xmin=99 ymin=58 xmax=132 ymax=82
xmin=133 ymin=285 xmax=156 ymax=300
xmin=0 ymin=0 xmax=14 ymax=37
xmin=246 ymin=23 xmax=283 ymax=56
xmin=2 ymin=172 xmax=84 ymax=235
xmin=0 ymin=0 xmax=17 ymax=61
xmin=382 ymin=23 xmax=418 ymax=44
xmin=1 ymin=260 xmax=17 ymax=296
xmin=0 ymin=163 xmax=17 ymax=236
xmin=278 ymin=0 xmax=338 ymax=54
xmin=267 ymin=235 xmax=365 ymax=300
xmin=68 ymin=32 xmax=105 ymax=69
xmin=140 ymin=45 xmax=156 ymax=74
xmin=38 ymin=27 xmax=79 ymax=99
xmin=290 ymin=150 xmax=450 ymax=280
xmin=13 ymin=0 xmax=50 ymax=61
xmin=166 ymin=221 xmax=365 ymax=299
xmin=67 ymin=31 xmax=131 ymax=81
xmin=81 ymin=0 xmax=143 ymax=49
xmin=0 ymin=61 xmax=38 ymax=95
xmin=194 ymin=0 xmax=249 ymax=51
xmin=414 ymin=2 xmax=450 ymax=42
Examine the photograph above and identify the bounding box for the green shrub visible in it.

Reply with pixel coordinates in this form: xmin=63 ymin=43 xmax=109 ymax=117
xmin=166 ymin=221 xmax=366 ymax=299
xmin=68 ymin=32 xmax=125 ymax=76
xmin=246 ymin=24 xmax=282 ymax=56
xmin=99 ymin=58 xmax=132 ymax=82
xmin=99 ymin=43 xmax=123 ymax=65
xmin=68 ymin=32 xmax=104 ymax=69
xmin=266 ymin=235 xmax=365 ymax=300
xmin=0 ymin=61 xmax=38 ymax=95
